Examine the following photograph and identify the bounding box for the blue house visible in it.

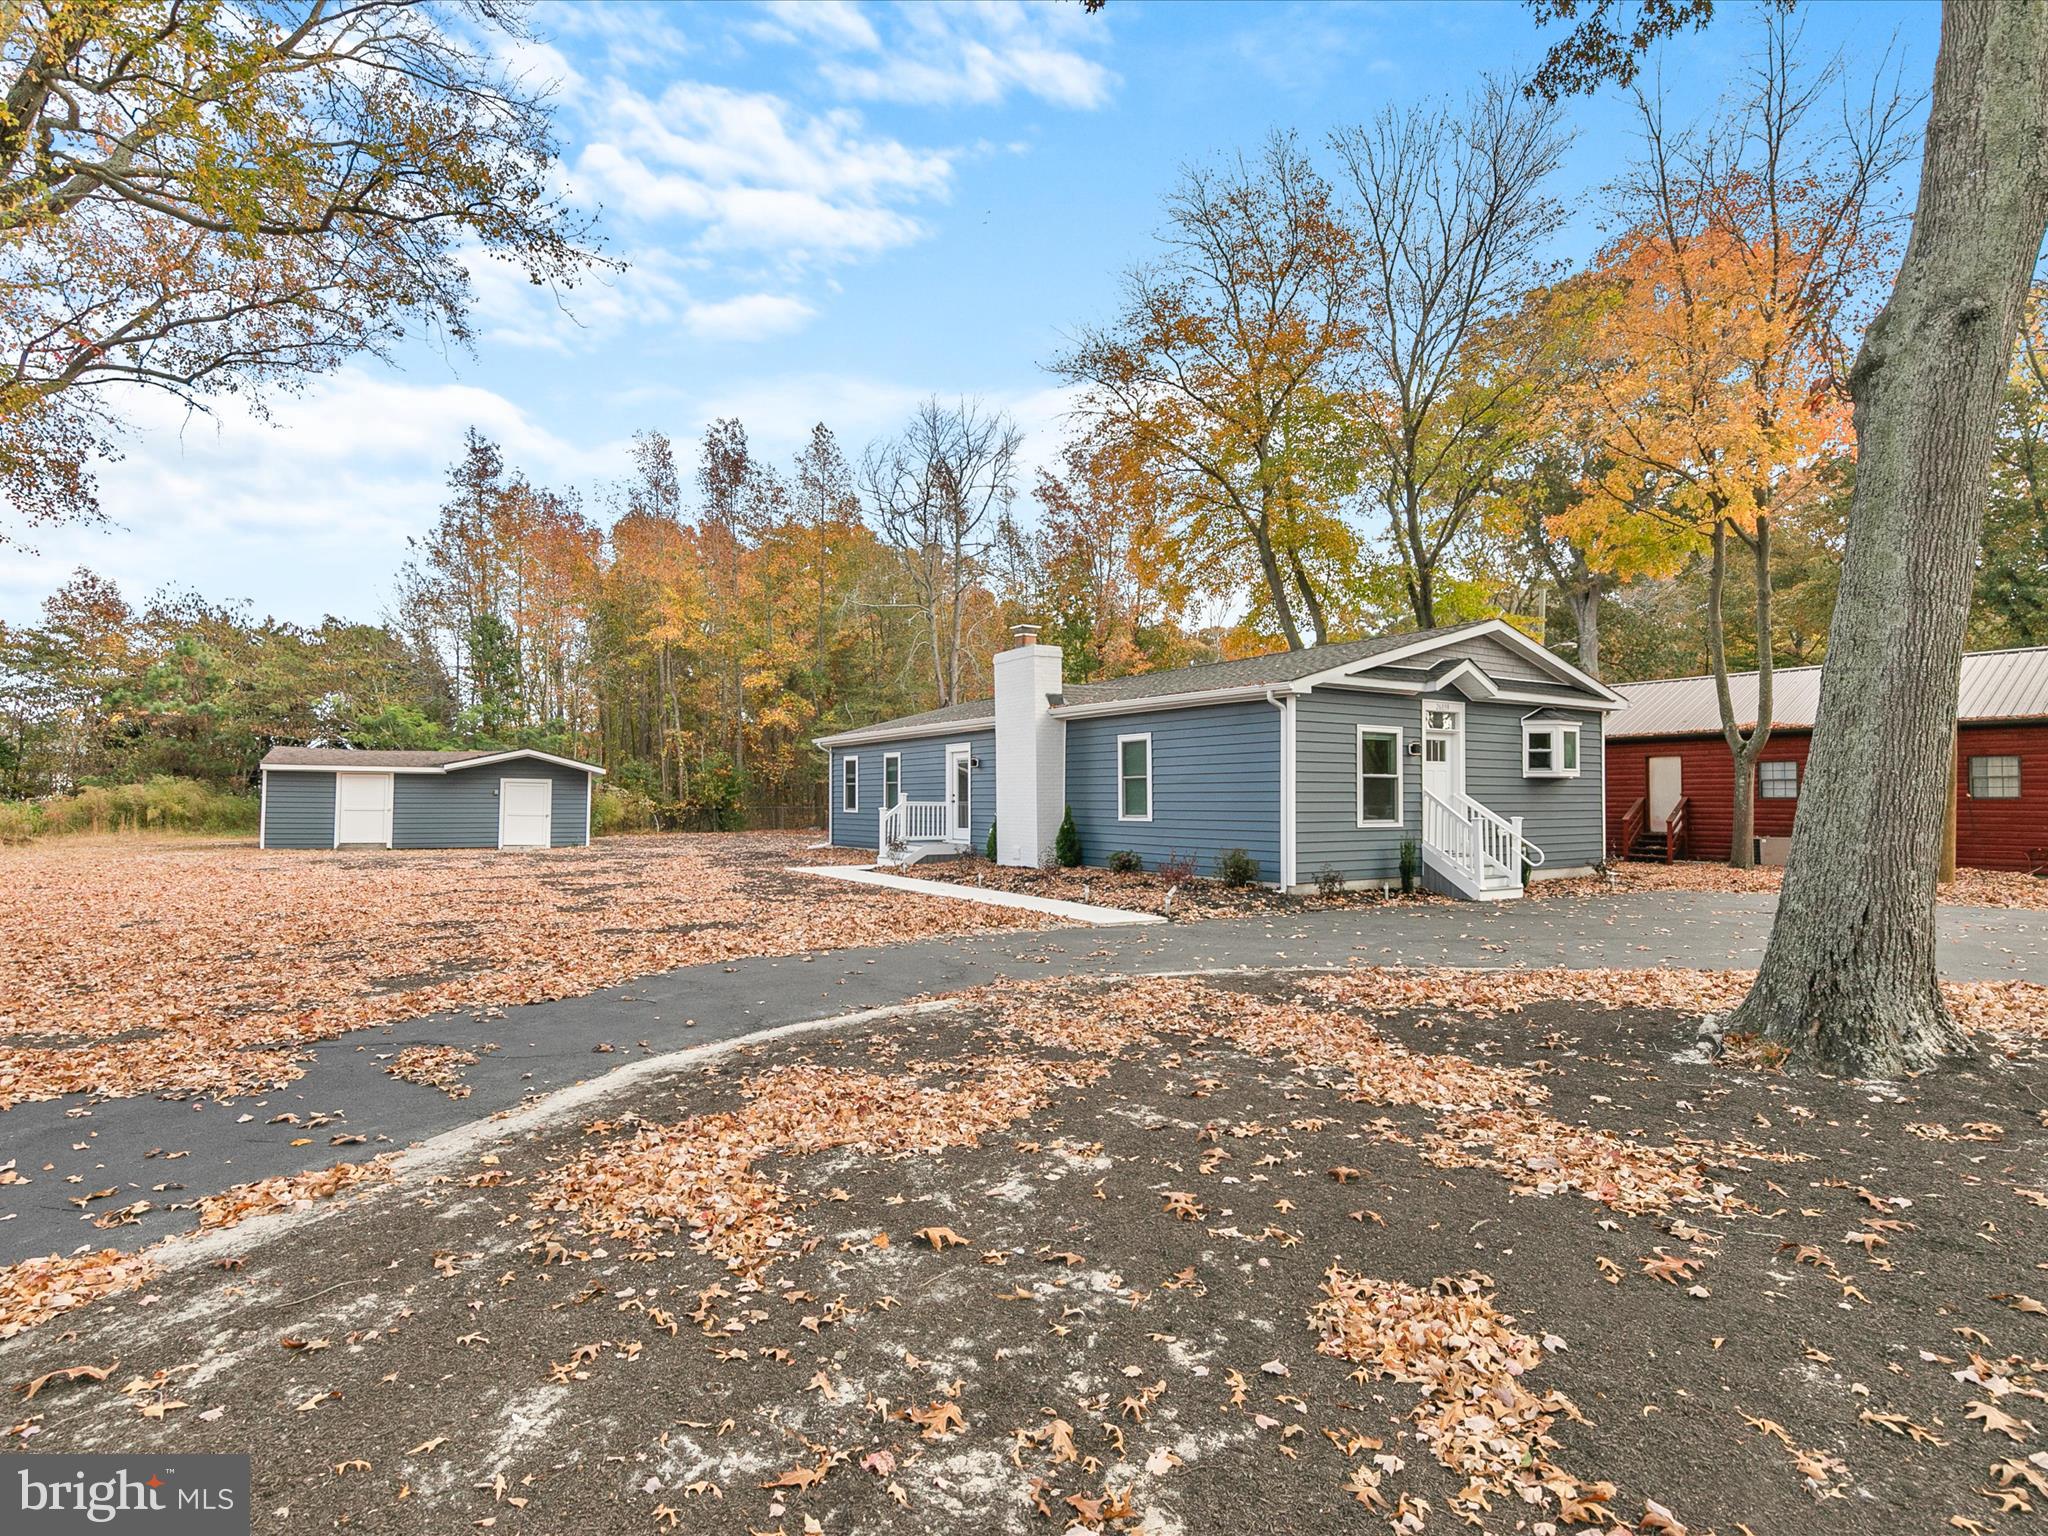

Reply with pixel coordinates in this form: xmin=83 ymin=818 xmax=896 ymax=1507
xmin=815 ymin=620 xmax=1625 ymax=901
xmin=258 ymin=747 xmax=603 ymax=850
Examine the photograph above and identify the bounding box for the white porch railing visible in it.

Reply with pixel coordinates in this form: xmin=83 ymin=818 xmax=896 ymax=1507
xmin=878 ymin=799 xmax=957 ymax=862
xmin=1420 ymin=787 xmax=1545 ymax=898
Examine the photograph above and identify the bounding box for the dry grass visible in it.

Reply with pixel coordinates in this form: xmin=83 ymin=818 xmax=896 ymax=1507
xmin=0 ymin=831 xmax=1049 ymax=1106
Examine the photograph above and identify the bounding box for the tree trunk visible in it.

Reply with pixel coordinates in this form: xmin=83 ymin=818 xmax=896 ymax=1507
xmin=1706 ymin=520 xmax=1774 ymax=869
xmin=1940 ymin=726 xmax=1960 ymax=883
xmin=1566 ymin=583 xmax=1600 ymax=678
xmin=1727 ymin=0 xmax=2048 ymax=1075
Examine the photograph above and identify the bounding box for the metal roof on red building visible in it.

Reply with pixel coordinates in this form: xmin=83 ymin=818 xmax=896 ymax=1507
xmin=1608 ymin=646 xmax=2048 ymax=739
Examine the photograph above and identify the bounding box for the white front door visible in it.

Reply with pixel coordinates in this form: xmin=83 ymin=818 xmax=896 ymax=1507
xmin=945 ymin=744 xmax=972 ymax=842
xmin=1421 ymin=703 xmax=1464 ymax=802
xmin=1648 ymin=756 xmax=1683 ymax=825
xmin=334 ymin=772 xmax=393 ymax=847
xmin=499 ymin=777 xmax=553 ymax=849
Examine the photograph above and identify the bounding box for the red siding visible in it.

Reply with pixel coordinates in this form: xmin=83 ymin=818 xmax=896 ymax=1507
xmin=1606 ymin=722 xmax=2048 ymax=871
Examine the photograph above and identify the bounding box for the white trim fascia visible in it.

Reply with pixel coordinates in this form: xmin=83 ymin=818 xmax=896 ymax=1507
xmin=1277 ymin=694 xmax=1297 ymax=889
xmin=1293 ymin=620 xmax=1627 ymax=706
xmin=1051 ymin=683 xmax=1285 ymax=721
xmin=1356 ymin=724 xmax=1405 ymax=829
xmin=584 ymin=774 xmax=593 ymax=846
xmin=258 ymin=766 xmax=268 ymax=849
xmin=260 ymin=749 xmax=606 ymax=777
xmin=1115 ymin=731 xmax=1153 ymax=822
xmin=498 ymin=775 xmax=553 ymax=849
xmin=814 ymin=717 xmax=994 ymax=749
xmin=1490 ymin=688 xmax=1624 ymax=712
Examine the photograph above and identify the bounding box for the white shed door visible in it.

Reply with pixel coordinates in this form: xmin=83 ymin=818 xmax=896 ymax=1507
xmin=1648 ymin=756 xmax=1684 ymax=825
xmin=499 ymin=778 xmax=553 ymax=849
xmin=334 ymin=772 xmax=393 ymax=847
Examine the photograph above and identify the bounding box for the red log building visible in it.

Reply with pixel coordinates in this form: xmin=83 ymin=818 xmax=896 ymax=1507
xmin=1605 ymin=646 xmax=2048 ymax=872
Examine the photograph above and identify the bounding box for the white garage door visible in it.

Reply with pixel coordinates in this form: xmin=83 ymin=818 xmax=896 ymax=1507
xmin=334 ymin=772 xmax=393 ymax=847
xmin=499 ymin=778 xmax=553 ymax=849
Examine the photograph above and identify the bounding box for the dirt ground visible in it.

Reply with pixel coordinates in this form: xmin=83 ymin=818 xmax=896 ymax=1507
xmin=1540 ymin=858 xmax=2048 ymax=909
xmin=0 ymin=832 xmax=1048 ymax=1108
xmin=907 ymin=857 xmax=1442 ymax=918
xmin=8 ymin=965 xmax=2048 ymax=1536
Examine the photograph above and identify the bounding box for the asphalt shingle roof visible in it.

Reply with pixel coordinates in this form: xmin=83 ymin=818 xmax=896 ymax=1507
xmin=818 ymin=621 xmax=1529 ymax=744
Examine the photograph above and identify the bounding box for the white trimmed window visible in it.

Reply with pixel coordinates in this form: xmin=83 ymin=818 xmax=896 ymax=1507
xmin=1357 ymin=727 xmax=1403 ymax=827
xmin=1970 ymin=755 xmax=2021 ymax=800
xmin=1522 ymin=719 xmax=1581 ymax=778
xmin=1117 ymin=734 xmax=1152 ymax=821
xmin=1758 ymin=760 xmax=1799 ymax=799
xmin=883 ymin=752 xmax=901 ymax=810
xmin=841 ymin=755 xmax=859 ymax=813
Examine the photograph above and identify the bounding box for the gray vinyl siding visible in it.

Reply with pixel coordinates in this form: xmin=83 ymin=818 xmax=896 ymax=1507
xmin=1422 ymin=632 xmax=1562 ymax=687
xmin=391 ymin=762 xmax=591 ymax=849
xmin=1294 ymin=689 xmax=1606 ymax=882
xmin=1066 ymin=702 xmax=1281 ymax=880
xmin=828 ymin=730 xmax=995 ymax=852
xmin=262 ymin=770 xmax=336 ymax=849
xmin=1462 ymin=705 xmax=1605 ymax=871
xmin=1294 ymin=692 xmax=1420 ymax=883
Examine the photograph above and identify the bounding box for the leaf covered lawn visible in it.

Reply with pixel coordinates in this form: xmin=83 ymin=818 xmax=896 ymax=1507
xmin=8 ymin=964 xmax=2048 ymax=1535
xmin=0 ymin=832 xmax=1049 ymax=1107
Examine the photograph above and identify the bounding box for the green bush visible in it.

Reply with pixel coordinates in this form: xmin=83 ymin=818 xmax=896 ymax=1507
xmin=1054 ymin=806 xmax=1082 ymax=867
xmin=592 ymin=785 xmax=661 ymax=835
xmin=0 ymin=800 xmax=44 ymax=845
xmin=1217 ymin=847 xmax=1260 ymax=887
xmin=0 ymin=777 xmax=257 ymax=842
xmin=1106 ymin=849 xmax=1142 ymax=874
xmin=985 ymin=819 xmax=997 ymax=861
xmin=1399 ymin=839 xmax=1420 ymax=893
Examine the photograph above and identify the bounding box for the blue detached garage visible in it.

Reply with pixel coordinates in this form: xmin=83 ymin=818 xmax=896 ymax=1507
xmin=258 ymin=748 xmax=604 ymax=850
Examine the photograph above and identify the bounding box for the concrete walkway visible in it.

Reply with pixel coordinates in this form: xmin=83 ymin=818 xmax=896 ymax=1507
xmin=2 ymin=890 xmax=2039 ymax=1265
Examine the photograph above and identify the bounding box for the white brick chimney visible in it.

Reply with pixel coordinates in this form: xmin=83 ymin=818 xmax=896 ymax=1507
xmin=994 ymin=623 xmax=1065 ymax=867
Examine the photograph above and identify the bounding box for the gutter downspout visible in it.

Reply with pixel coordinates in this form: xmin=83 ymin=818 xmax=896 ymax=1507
xmin=1266 ymin=687 xmax=1297 ymax=892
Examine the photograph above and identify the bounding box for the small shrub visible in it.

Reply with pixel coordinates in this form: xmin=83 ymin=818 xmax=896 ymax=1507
xmin=1156 ymin=850 xmax=1196 ymax=885
xmin=1313 ymin=864 xmax=1346 ymax=897
xmin=1520 ymin=856 xmax=1533 ymax=888
xmin=0 ymin=800 xmax=44 ymax=845
xmin=1054 ymin=805 xmax=1082 ymax=868
xmin=34 ymin=777 xmax=256 ymax=838
xmin=985 ymin=819 xmax=997 ymax=861
xmin=1399 ymin=839 xmax=1420 ymax=894
xmin=1106 ymin=848 xmax=1142 ymax=874
xmin=593 ymin=785 xmax=661 ymax=835
xmin=1217 ymin=847 xmax=1260 ymax=887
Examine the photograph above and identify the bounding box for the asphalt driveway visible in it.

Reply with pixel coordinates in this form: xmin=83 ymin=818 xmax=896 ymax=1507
xmin=2 ymin=887 xmax=2040 ymax=1265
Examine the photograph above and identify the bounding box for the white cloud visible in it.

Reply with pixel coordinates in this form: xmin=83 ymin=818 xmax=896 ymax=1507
xmin=747 ymin=0 xmax=879 ymax=53
xmin=0 ymin=371 xmax=627 ymax=625
xmin=683 ymin=292 xmax=817 ymax=342
xmin=796 ymin=2 xmax=1118 ymax=111
xmin=576 ymin=83 xmax=954 ymax=264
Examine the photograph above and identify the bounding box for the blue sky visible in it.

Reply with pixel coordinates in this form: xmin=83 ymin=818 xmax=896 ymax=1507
xmin=0 ymin=0 xmax=1941 ymax=627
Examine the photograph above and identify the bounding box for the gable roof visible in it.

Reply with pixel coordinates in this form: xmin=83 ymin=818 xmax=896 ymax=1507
xmin=1607 ymin=646 xmax=2048 ymax=739
xmin=260 ymin=746 xmax=604 ymax=775
xmin=816 ymin=619 xmax=1620 ymax=747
